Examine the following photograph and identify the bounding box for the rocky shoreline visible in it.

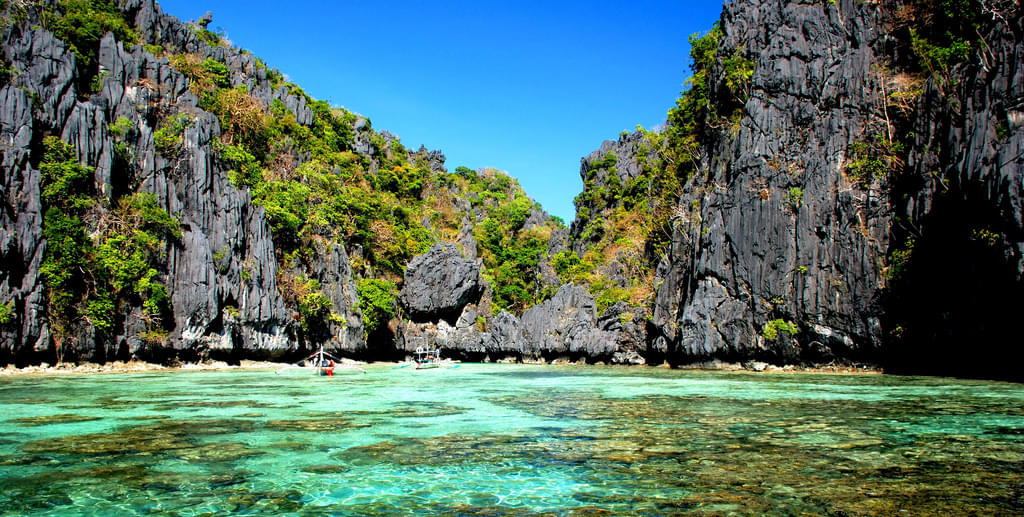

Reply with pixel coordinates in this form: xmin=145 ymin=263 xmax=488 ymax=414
xmin=0 ymin=359 xmax=290 ymax=376
xmin=0 ymin=358 xmax=882 ymax=377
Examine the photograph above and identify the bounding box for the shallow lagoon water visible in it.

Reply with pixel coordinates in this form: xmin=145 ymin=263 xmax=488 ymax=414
xmin=0 ymin=364 xmax=1022 ymax=515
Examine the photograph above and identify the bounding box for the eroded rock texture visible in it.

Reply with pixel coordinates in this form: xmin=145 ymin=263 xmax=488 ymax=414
xmin=650 ymin=0 xmax=889 ymax=365
xmin=399 ymin=243 xmax=483 ymax=325
xmin=574 ymin=0 xmax=1024 ymax=377
xmin=883 ymin=0 xmax=1024 ymax=377
xmin=0 ymin=0 xmax=362 ymax=363
xmin=1 ymin=0 xmax=1021 ymax=376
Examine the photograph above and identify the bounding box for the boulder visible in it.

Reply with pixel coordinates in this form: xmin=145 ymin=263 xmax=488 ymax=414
xmin=399 ymin=243 xmax=483 ymax=324
xmin=520 ymin=284 xmax=618 ymax=360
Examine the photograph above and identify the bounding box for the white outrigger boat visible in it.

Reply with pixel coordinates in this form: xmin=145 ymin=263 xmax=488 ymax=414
xmin=275 ymin=345 xmax=366 ymax=376
xmin=414 ymin=346 xmax=442 ymax=369
xmin=412 ymin=346 xmax=459 ymax=370
xmin=391 ymin=345 xmax=460 ymax=370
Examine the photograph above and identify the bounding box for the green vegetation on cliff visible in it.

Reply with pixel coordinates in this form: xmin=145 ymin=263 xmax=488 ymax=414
xmin=564 ymin=26 xmax=750 ymax=315
xmin=40 ymin=0 xmax=138 ymax=93
xmin=898 ymin=0 xmax=982 ymax=76
xmin=356 ymin=278 xmax=396 ymax=335
xmin=10 ymin=0 xmax=564 ymax=349
xmin=463 ymin=168 xmax=557 ymax=313
xmin=162 ymin=13 xmax=564 ymax=333
xmin=39 ymin=137 xmax=178 ymax=352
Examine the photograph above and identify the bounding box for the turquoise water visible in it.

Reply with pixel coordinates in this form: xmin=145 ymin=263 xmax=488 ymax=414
xmin=0 ymin=364 xmax=1022 ymax=515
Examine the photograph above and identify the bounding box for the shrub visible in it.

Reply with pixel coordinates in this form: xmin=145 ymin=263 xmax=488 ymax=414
xmin=39 ymin=137 xmax=94 ymax=325
xmin=900 ymin=1 xmax=981 ymax=78
xmin=284 ymin=276 xmax=334 ymax=331
xmin=41 ymin=0 xmax=138 ymax=93
xmin=910 ymin=28 xmax=971 ymax=75
xmin=253 ymin=180 xmax=311 ymax=245
xmin=762 ymin=319 xmax=799 ymax=341
xmin=207 ymin=86 xmax=269 ymax=151
xmin=472 ymin=187 xmax=551 ymax=313
xmin=666 ymin=25 xmax=721 ymax=151
xmin=551 ymin=250 xmax=584 ymax=280
xmin=356 ymin=278 xmax=396 ymax=334
xmin=108 ymin=116 xmax=134 ymax=139
xmin=200 ymin=58 xmax=231 ymax=88
xmin=40 ymin=137 xmax=93 ymax=208
xmin=786 ymin=187 xmax=803 ymax=210
xmin=886 ymin=237 xmax=915 ymax=280
xmin=193 ymin=16 xmax=225 ymax=48
xmin=40 ymin=139 xmax=178 ymax=338
xmin=119 ymin=191 xmax=182 ymax=240
xmin=592 ymin=278 xmax=628 ymax=315
xmin=0 ymin=58 xmax=13 ymax=84
xmin=88 ymin=70 xmax=107 ymax=93
xmin=93 ymin=192 xmax=179 ymax=319
xmin=153 ymin=114 xmax=192 ymax=156
xmin=216 ymin=138 xmax=263 ymax=189
xmin=0 ymin=300 xmax=14 ymax=324
xmin=40 ymin=207 xmax=89 ymax=319
xmin=845 ymin=137 xmax=902 ymax=185
xmin=721 ymin=45 xmax=755 ymax=104
xmin=591 ymin=150 xmax=617 ymax=170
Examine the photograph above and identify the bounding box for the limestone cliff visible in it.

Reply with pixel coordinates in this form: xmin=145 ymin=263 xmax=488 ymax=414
xmin=0 ymin=2 xmax=295 ymax=363
xmin=0 ymin=0 xmax=566 ymax=365
xmin=1 ymin=0 xmax=1021 ymax=378
xmin=570 ymin=0 xmax=1024 ymax=378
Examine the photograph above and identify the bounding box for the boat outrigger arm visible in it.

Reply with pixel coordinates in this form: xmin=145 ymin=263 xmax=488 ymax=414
xmin=275 ymin=345 xmax=367 ymax=375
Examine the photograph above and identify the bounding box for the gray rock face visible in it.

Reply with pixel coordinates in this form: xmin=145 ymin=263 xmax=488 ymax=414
xmin=299 ymin=243 xmax=366 ymax=356
xmin=479 ymin=311 xmax=526 ymax=357
xmin=655 ymin=0 xmax=1024 ymax=373
xmin=0 ymin=84 xmax=47 ymax=361
xmin=882 ymin=0 xmax=1024 ymax=377
xmin=519 ymin=284 xmax=618 ymax=360
xmin=412 ymin=146 xmax=447 ymax=174
xmin=569 ymin=131 xmax=658 ymax=255
xmin=0 ymin=26 xmax=96 ymax=361
xmin=89 ymin=32 xmax=292 ymax=361
xmin=558 ymin=0 xmax=891 ymax=367
xmin=657 ymin=0 xmax=890 ymax=365
xmin=0 ymin=0 xmax=367 ymax=363
xmin=568 ymin=0 xmax=1024 ymax=376
xmin=399 ymin=243 xmax=483 ymax=324
xmin=598 ymin=302 xmax=649 ymax=364
xmin=395 ymin=284 xmax=630 ymax=364
xmin=395 ymin=307 xmax=486 ymax=358
xmin=4 ymin=0 xmax=1021 ymax=374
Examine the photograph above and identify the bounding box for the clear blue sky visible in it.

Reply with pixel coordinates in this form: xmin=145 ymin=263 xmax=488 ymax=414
xmin=156 ymin=1 xmax=725 ymax=222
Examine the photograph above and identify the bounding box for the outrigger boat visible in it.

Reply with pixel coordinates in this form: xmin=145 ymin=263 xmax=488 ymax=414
xmin=410 ymin=346 xmax=459 ymax=370
xmin=414 ymin=346 xmax=442 ymax=369
xmin=275 ymin=345 xmax=367 ymax=376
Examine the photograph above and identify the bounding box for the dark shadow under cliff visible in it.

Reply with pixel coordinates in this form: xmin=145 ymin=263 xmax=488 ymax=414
xmin=883 ymin=188 xmax=1024 ymax=381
